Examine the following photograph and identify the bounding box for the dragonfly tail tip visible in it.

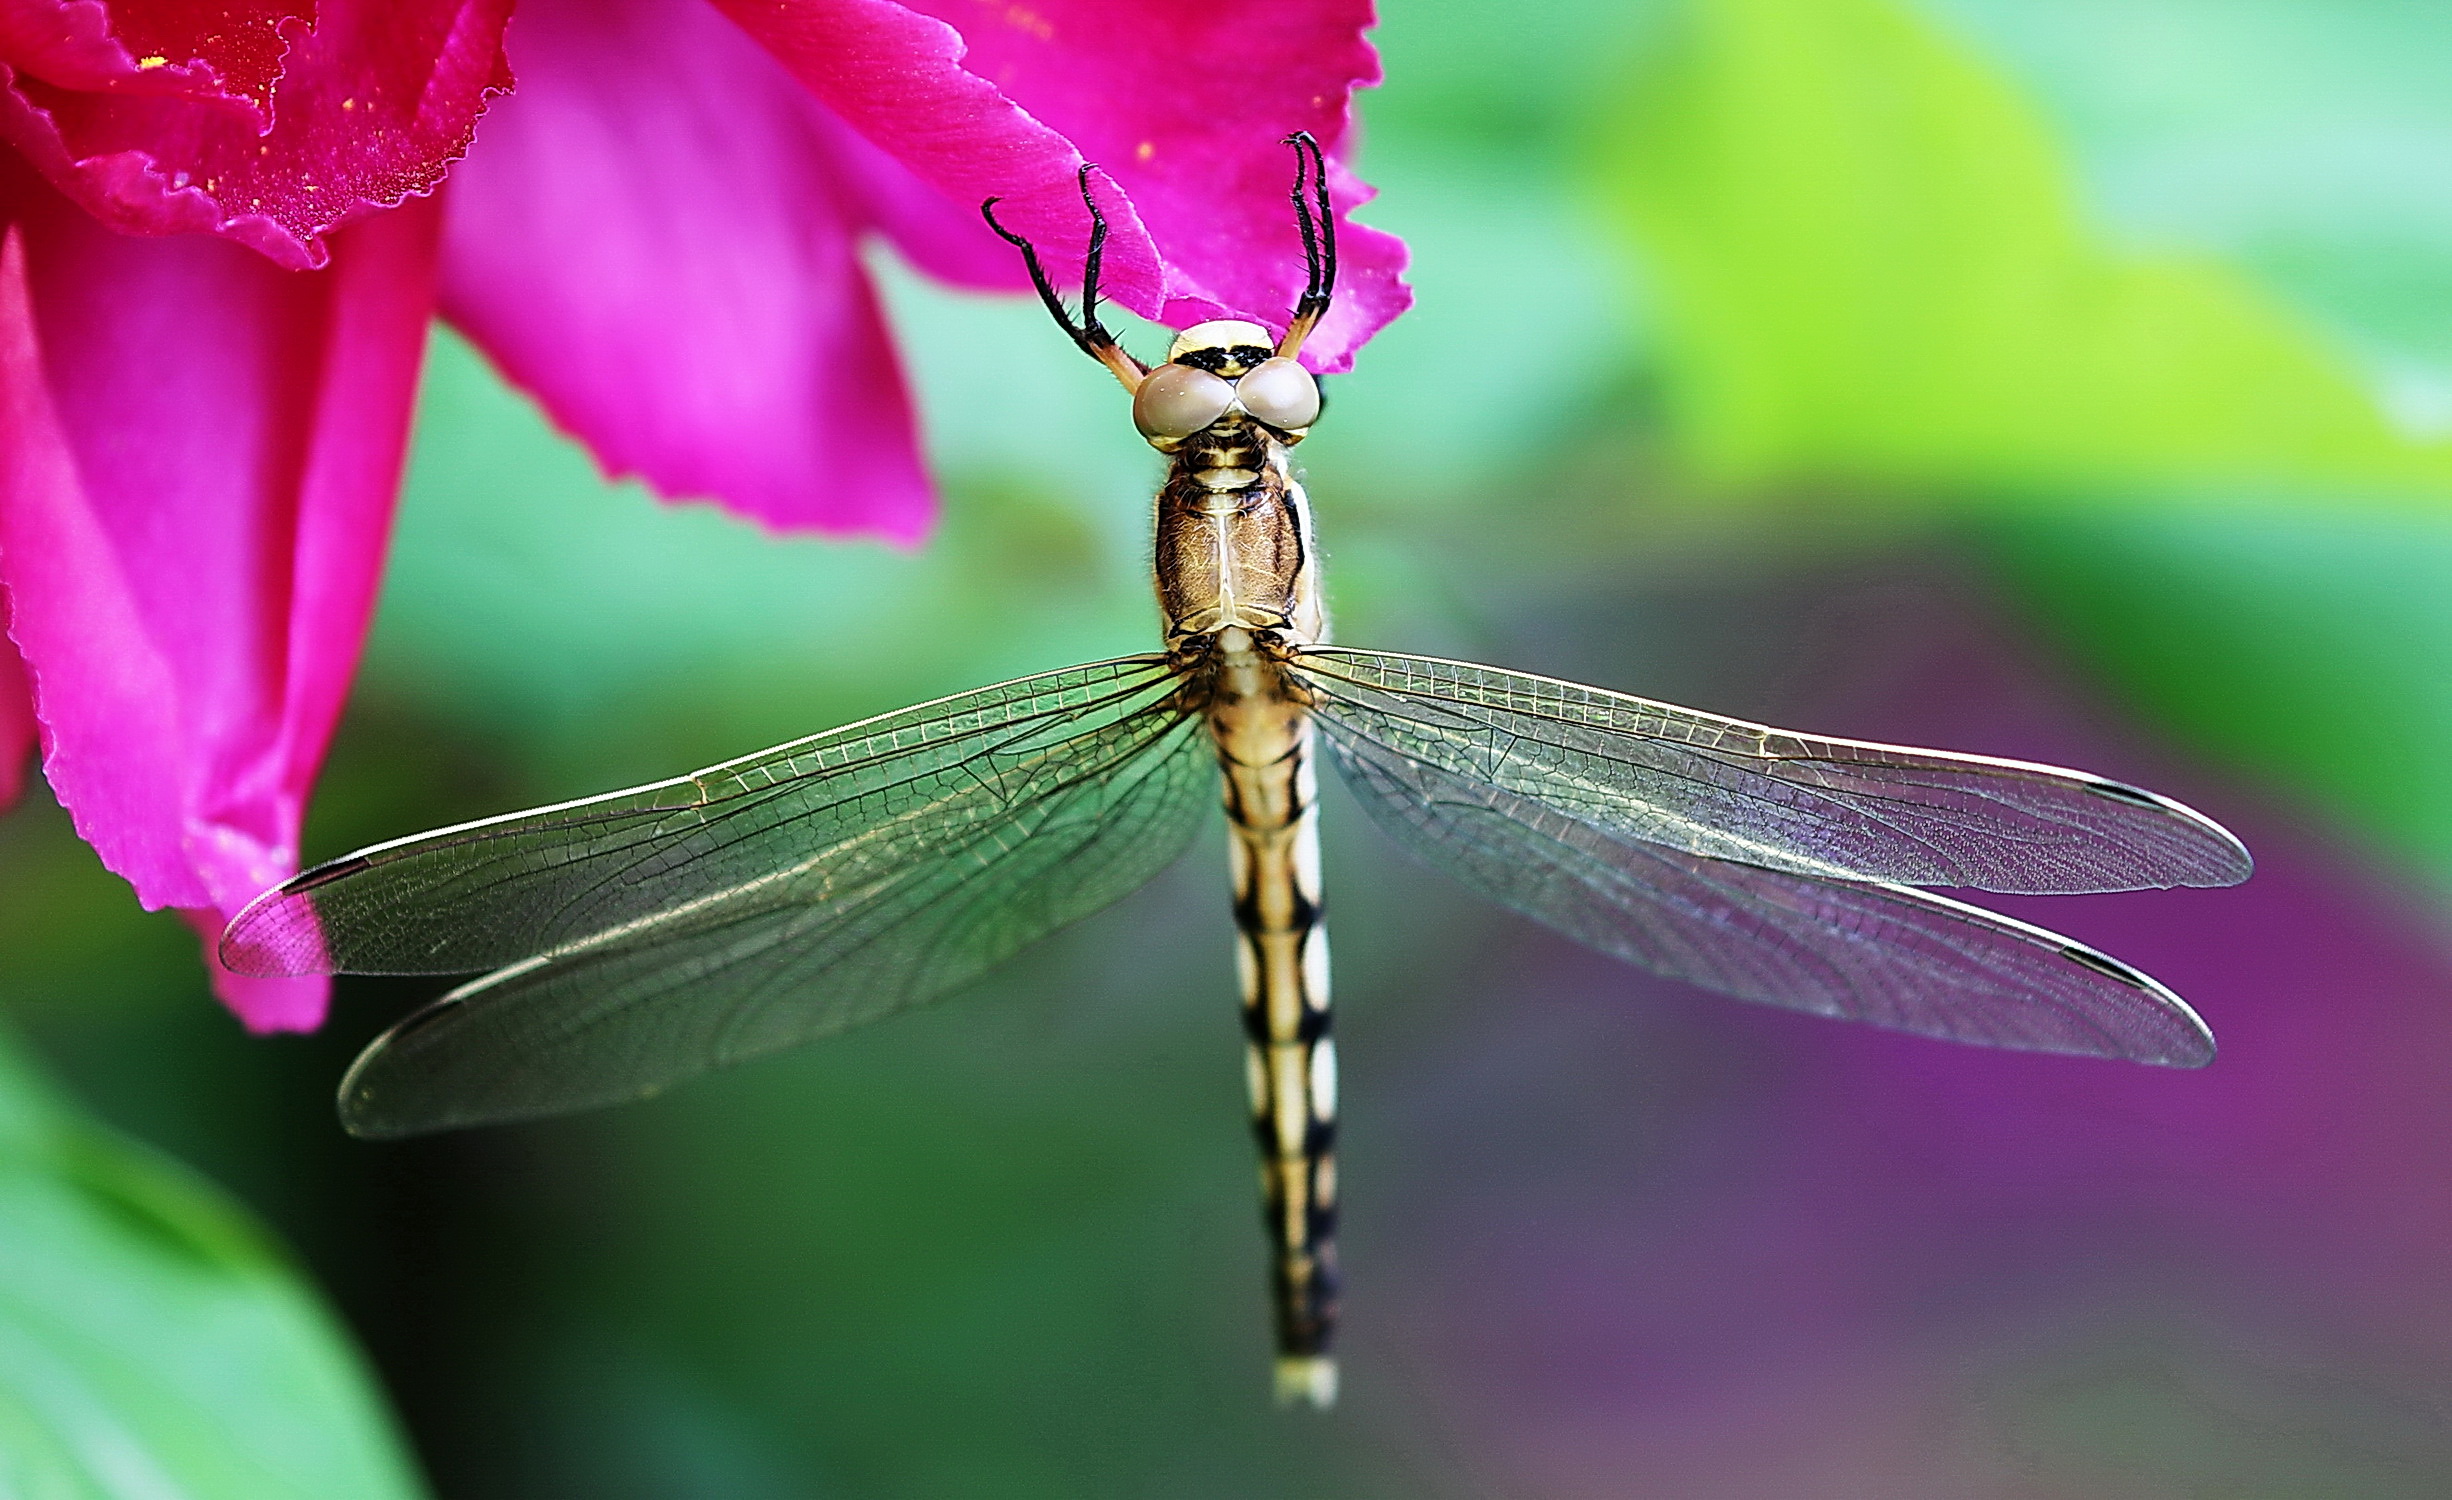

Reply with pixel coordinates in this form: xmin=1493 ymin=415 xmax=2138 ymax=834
xmin=1274 ymin=1355 xmax=1338 ymax=1409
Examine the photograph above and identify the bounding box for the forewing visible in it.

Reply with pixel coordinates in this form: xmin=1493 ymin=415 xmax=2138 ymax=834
xmin=1322 ymin=723 xmax=2215 ymax=1066
xmin=337 ymin=699 xmax=1216 ymax=1136
xmin=224 ymin=657 xmax=1191 ymax=977
xmin=1293 ymin=648 xmax=2249 ymax=895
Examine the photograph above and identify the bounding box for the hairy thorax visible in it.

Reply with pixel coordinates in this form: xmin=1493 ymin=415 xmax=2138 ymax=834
xmin=1154 ymin=417 xmax=1323 ymax=651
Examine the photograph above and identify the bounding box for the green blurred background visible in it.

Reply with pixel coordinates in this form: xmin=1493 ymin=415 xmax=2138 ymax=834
xmin=10 ymin=0 xmax=2452 ymax=1493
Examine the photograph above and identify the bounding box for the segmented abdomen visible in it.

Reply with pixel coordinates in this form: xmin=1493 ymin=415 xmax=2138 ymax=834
xmin=1207 ymin=632 xmax=1337 ymax=1407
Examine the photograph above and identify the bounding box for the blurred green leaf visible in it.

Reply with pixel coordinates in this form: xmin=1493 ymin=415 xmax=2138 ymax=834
xmin=0 ymin=1026 xmax=423 ymax=1500
xmin=1926 ymin=0 xmax=2452 ymax=419
xmin=1591 ymin=0 xmax=2452 ymax=499
xmin=1987 ymin=503 xmax=2452 ymax=883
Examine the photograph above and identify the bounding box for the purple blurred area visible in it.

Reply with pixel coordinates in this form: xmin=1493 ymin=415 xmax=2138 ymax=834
xmin=1354 ymin=558 xmax=2452 ymax=1497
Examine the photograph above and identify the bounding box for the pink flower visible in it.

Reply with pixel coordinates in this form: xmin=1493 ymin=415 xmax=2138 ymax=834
xmin=0 ymin=0 xmax=1410 ymax=1031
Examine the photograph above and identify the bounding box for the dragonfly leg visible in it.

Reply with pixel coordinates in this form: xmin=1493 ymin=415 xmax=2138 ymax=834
xmin=981 ymin=166 xmax=1147 ymax=390
xmin=1275 ymin=131 xmax=1338 ymax=361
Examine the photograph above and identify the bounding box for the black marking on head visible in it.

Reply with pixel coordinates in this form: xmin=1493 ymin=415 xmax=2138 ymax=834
xmin=1175 ymin=344 xmax=1277 ymax=377
xmin=2060 ymin=944 xmax=2151 ymax=988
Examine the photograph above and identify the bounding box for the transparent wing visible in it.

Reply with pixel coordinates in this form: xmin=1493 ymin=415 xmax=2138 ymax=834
xmin=225 ymin=656 xmax=1193 ymax=978
xmin=1321 ymin=715 xmax=2214 ymax=1066
xmin=332 ymin=674 xmax=1216 ymax=1137
xmin=1291 ymin=648 xmax=2249 ymax=895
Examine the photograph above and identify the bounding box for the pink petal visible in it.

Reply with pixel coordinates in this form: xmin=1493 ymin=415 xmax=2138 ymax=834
xmin=0 ymin=594 xmax=29 ymax=807
xmin=441 ymin=0 xmax=1015 ymax=540
xmin=0 ymin=1 xmax=308 ymax=117
xmin=0 ymin=0 xmax=512 ymax=268
xmin=711 ymin=0 xmax=1411 ymax=373
xmin=0 ymin=158 xmax=439 ymax=1030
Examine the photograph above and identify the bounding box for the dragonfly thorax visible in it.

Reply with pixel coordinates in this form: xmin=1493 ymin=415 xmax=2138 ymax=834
xmin=1152 ymin=423 xmax=1323 ymax=647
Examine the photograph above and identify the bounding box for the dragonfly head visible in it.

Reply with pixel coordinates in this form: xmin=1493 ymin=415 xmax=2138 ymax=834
xmin=1134 ymin=319 xmax=1322 ymax=449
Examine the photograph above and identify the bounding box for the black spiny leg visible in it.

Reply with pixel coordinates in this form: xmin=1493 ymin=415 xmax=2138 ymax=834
xmin=1276 ymin=131 xmax=1338 ymax=361
xmin=982 ymin=165 xmax=1147 ymax=391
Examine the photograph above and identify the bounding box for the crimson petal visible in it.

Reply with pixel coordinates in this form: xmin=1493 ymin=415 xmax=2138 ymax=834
xmin=713 ymin=0 xmax=1411 ymax=373
xmin=0 ymin=602 xmax=28 ymax=806
xmin=0 ymin=0 xmax=308 ymax=117
xmin=0 ymin=159 xmax=437 ymax=1029
xmin=440 ymin=0 xmax=1001 ymax=539
xmin=0 ymin=0 xmax=511 ymax=268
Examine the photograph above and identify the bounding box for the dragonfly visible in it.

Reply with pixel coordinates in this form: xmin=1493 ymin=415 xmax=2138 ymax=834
xmin=222 ymin=133 xmax=2252 ymax=1410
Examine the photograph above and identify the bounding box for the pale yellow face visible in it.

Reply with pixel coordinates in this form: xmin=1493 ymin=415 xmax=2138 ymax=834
xmin=1133 ymin=321 xmax=1322 ymax=448
xmin=1166 ymin=319 xmax=1275 ymax=373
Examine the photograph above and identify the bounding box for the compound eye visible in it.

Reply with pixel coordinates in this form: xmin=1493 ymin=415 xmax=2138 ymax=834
xmin=1133 ymin=363 xmax=1235 ymax=443
xmin=1235 ymin=357 xmax=1321 ymax=431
